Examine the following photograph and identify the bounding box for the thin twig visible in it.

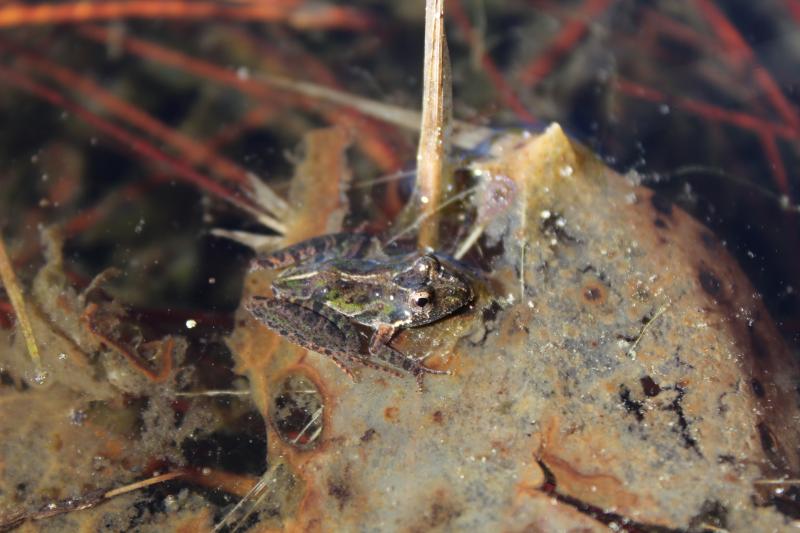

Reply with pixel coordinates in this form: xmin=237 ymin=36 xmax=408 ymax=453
xmin=626 ymin=304 xmax=670 ymax=358
xmin=213 ymin=468 xmax=274 ymax=532
xmin=175 ymin=390 xmax=251 ymax=397
xmin=453 ymin=222 xmax=486 ymax=260
xmin=0 ymin=234 xmax=43 ymax=376
xmin=754 ymin=478 xmax=800 ymax=485
xmin=103 ymin=471 xmax=185 ymax=499
xmin=290 ymin=406 xmax=323 ymax=446
xmin=387 ymin=186 xmax=477 ymax=245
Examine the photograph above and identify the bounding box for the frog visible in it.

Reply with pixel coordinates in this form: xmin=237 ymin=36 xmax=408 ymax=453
xmin=246 ymin=233 xmax=473 ymax=388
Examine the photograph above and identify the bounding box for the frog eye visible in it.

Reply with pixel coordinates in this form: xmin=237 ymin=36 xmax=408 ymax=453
xmin=410 ymin=289 xmax=433 ymax=308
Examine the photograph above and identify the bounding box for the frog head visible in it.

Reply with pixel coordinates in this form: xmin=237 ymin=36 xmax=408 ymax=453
xmin=390 ymin=254 xmax=473 ymax=327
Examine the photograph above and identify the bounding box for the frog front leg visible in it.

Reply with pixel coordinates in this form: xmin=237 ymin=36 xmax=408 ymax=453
xmin=368 ymin=341 xmax=450 ymax=390
xmin=368 ymin=324 xmax=397 ymax=356
xmin=368 ymin=323 xmax=450 ymax=390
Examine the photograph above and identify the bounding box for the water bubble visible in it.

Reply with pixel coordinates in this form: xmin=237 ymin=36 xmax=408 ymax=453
xmin=185 ymin=319 xmax=197 ymax=329
xmin=164 ymin=494 xmax=179 ymax=513
xmin=32 ymin=370 xmax=49 ymax=385
xmin=134 ymin=218 xmax=145 ymax=234
xmin=70 ymin=409 xmax=87 ymax=425
xmin=558 ymin=165 xmax=574 ymax=177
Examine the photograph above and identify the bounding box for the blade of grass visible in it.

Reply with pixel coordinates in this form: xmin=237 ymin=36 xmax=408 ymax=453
xmin=0 ymin=234 xmax=43 ymax=377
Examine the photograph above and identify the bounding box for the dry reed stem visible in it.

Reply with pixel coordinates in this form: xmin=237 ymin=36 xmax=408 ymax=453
xmin=416 ymin=0 xmax=452 ymax=249
xmin=0 ymin=234 xmax=43 ymax=375
xmin=103 ymin=471 xmax=185 ymax=499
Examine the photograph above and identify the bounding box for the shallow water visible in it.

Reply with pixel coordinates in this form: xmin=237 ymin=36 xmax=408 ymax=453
xmin=0 ymin=1 xmax=799 ymax=530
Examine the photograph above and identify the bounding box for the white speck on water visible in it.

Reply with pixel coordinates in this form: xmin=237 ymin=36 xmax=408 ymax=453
xmin=555 ymin=217 xmax=566 ymax=227
xmin=70 ymin=409 xmax=87 ymax=425
xmin=164 ymin=494 xmax=179 ymax=513
xmin=625 ymin=192 xmax=637 ymax=204
xmin=58 ymin=352 xmax=67 ymax=360
xmin=540 ymin=209 xmax=551 ymax=219
xmin=185 ymin=319 xmax=197 ymax=329
xmin=41 ymin=173 xmax=49 ymax=182
xmin=659 ymin=103 xmax=671 ymax=114
xmin=32 ymin=370 xmax=49 ymax=385
xmin=236 ymin=66 xmax=250 ymax=80
xmin=208 ymin=277 xmax=216 ymax=284
xmin=747 ymin=250 xmax=755 ymax=258
xmin=420 ymin=195 xmax=430 ymax=204
xmin=558 ymin=165 xmax=574 ymax=177
xmin=134 ymin=217 xmax=145 ymax=234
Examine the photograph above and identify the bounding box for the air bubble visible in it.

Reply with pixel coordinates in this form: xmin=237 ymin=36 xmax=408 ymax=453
xmin=32 ymin=370 xmax=49 ymax=385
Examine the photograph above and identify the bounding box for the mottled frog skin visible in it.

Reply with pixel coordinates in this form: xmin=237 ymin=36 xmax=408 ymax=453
xmin=246 ymin=233 xmax=473 ymax=387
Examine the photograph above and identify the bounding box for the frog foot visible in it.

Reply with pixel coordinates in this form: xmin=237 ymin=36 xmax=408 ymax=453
xmin=410 ymin=363 xmax=451 ymax=391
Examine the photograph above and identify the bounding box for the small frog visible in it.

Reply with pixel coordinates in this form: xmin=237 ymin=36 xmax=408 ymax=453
xmin=246 ymin=233 xmax=473 ymax=388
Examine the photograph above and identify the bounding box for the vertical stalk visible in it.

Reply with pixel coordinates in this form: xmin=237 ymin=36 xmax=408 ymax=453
xmin=0 ymin=234 xmax=43 ymax=378
xmin=416 ymin=0 xmax=452 ymax=249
